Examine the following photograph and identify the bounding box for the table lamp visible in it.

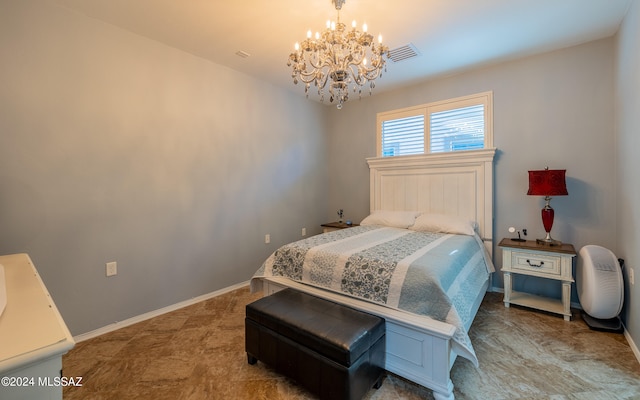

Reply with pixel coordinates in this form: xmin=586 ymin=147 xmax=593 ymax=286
xmin=527 ymin=167 xmax=568 ymax=245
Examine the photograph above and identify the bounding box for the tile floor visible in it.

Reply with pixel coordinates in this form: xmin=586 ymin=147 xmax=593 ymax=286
xmin=62 ymin=288 xmax=640 ymax=399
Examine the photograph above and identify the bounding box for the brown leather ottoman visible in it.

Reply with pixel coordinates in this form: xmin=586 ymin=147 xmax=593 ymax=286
xmin=245 ymin=288 xmax=385 ymax=400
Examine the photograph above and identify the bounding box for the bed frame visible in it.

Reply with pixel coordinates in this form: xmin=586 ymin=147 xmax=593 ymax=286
xmin=258 ymin=148 xmax=496 ymax=400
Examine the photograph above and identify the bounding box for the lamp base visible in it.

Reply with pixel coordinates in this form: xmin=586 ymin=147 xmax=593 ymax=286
xmin=536 ymin=232 xmax=562 ymax=245
xmin=536 ymin=231 xmax=562 ymax=246
xmin=536 ymin=238 xmax=562 ymax=246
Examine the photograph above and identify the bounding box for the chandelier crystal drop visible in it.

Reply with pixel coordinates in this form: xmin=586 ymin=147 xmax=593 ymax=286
xmin=287 ymin=0 xmax=389 ymax=109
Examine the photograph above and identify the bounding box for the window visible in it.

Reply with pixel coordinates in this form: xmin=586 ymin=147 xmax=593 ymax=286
xmin=381 ymin=113 xmax=425 ymax=157
xmin=377 ymin=92 xmax=493 ymax=157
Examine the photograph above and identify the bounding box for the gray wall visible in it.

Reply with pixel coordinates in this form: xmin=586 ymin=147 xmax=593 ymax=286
xmin=616 ymin=0 xmax=640 ymax=362
xmin=327 ymin=38 xmax=617 ymax=300
xmin=0 ymin=0 xmax=329 ymax=335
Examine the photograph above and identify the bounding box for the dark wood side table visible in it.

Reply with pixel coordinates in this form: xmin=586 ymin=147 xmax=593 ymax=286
xmin=321 ymin=221 xmax=359 ymax=233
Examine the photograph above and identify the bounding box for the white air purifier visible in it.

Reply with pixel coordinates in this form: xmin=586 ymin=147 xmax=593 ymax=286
xmin=577 ymin=245 xmax=624 ymax=332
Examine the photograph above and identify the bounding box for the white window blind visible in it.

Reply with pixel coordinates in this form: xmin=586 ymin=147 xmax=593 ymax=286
xmin=381 ymin=115 xmax=425 ymax=156
xmin=430 ymin=104 xmax=485 ymax=153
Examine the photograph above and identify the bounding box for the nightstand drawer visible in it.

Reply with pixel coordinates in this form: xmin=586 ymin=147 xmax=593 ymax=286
xmin=511 ymin=252 xmax=561 ymax=276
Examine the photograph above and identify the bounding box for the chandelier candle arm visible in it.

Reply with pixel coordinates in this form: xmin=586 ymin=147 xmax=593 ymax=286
xmin=287 ymin=0 xmax=389 ymax=109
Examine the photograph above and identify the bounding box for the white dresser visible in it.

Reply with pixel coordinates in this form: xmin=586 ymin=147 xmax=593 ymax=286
xmin=0 ymin=254 xmax=75 ymax=400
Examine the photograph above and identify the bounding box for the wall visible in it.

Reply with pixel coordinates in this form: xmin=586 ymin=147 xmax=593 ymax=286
xmin=0 ymin=0 xmax=329 ymax=335
xmin=327 ymin=38 xmax=617 ymax=301
xmin=616 ymin=0 xmax=640 ymax=357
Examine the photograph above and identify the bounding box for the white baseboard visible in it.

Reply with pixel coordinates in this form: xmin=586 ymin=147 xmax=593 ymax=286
xmin=73 ymin=280 xmax=250 ymax=343
xmin=489 ymin=286 xmax=503 ymax=293
xmin=624 ymin=327 xmax=640 ymax=364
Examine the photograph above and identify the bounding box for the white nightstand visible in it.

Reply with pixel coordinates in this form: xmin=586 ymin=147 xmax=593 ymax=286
xmin=499 ymin=238 xmax=576 ymax=321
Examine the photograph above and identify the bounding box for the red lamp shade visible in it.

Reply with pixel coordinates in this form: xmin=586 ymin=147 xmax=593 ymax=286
xmin=527 ymin=168 xmax=568 ymax=245
xmin=527 ymin=169 xmax=568 ymax=196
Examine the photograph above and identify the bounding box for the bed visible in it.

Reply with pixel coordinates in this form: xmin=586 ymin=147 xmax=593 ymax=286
xmin=250 ymin=148 xmax=496 ymax=400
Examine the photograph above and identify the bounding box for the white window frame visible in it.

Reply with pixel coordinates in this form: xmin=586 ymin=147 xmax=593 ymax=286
xmin=376 ymin=91 xmax=493 ymax=157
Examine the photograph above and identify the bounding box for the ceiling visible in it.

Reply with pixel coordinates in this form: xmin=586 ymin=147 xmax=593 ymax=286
xmin=53 ymin=0 xmax=632 ymax=104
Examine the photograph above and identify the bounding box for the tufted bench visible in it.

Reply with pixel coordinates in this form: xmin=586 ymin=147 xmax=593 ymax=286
xmin=245 ymin=288 xmax=385 ymax=400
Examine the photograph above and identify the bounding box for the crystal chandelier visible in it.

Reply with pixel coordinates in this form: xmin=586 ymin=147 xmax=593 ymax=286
xmin=287 ymin=0 xmax=389 ymax=109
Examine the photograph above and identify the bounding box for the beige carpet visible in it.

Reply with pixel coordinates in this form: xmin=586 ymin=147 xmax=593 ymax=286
xmin=62 ymin=287 xmax=640 ymax=399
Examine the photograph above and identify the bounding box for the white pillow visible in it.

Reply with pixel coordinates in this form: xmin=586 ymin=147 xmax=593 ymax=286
xmin=360 ymin=210 xmax=421 ymax=229
xmin=410 ymin=213 xmax=478 ymax=236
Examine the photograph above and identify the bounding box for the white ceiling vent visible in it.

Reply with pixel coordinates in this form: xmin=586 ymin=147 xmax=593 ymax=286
xmin=387 ymin=43 xmax=420 ymax=63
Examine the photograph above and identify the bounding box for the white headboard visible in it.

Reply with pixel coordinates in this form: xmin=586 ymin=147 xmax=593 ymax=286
xmin=367 ymin=148 xmax=496 ymax=253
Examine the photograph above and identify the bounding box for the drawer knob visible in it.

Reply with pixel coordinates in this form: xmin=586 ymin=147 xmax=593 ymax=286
xmin=526 ymin=259 xmax=544 ymax=268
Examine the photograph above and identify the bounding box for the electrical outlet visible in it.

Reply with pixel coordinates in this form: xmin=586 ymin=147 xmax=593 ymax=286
xmin=630 ymin=267 xmax=635 ymax=285
xmin=265 ymin=234 xmax=270 ymax=244
xmin=302 ymin=227 xmax=306 ymax=236
xmin=106 ymin=262 xmax=117 ymax=277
